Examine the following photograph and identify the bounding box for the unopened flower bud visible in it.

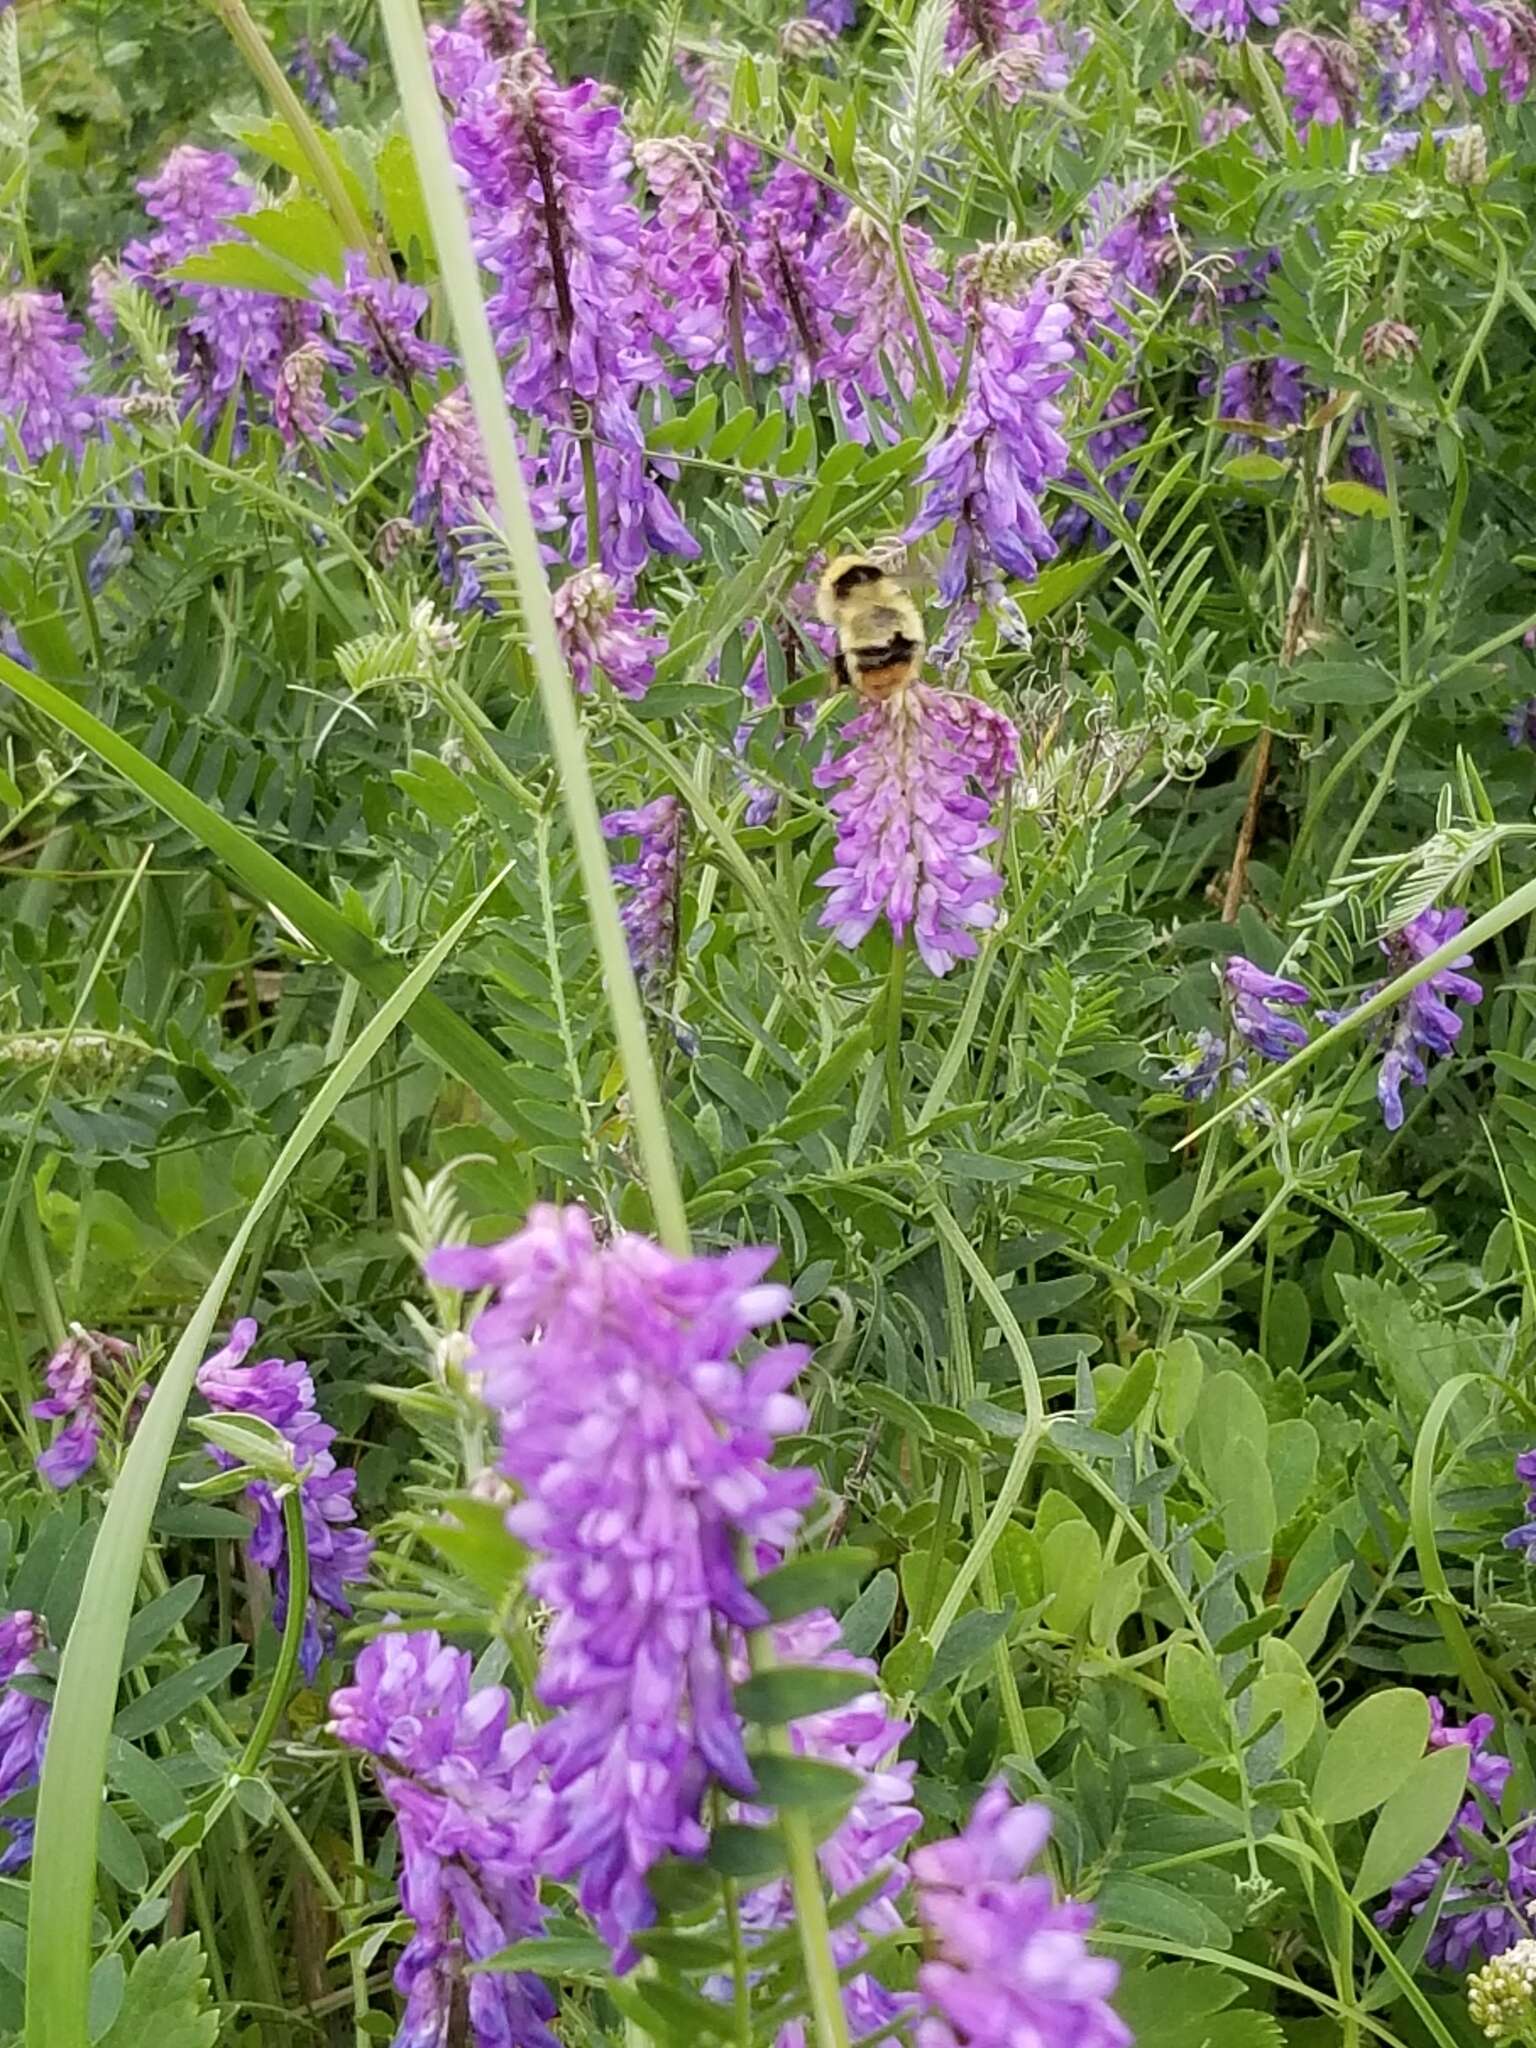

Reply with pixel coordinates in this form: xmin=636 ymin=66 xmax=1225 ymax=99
xmin=1362 ymin=318 xmax=1420 ymax=367
xmin=1468 ymin=1938 xmax=1536 ymax=2040
xmin=375 ymin=517 xmax=415 ymax=567
xmin=1445 ymin=123 xmax=1488 ymax=188
xmin=777 ymin=15 xmax=837 ymax=60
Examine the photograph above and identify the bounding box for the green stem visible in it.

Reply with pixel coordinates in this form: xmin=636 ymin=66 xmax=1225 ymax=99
xmin=1372 ymin=403 xmax=1413 ymax=692
xmin=884 ymin=937 xmax=907 ymax=1152
xmin=207 ymin=0 xmax=387 ymax=272
xmin=235 ymin=1488 xmax=310 ymax=1780
xmin=380 ymin=0 xmax=688 ymax=1256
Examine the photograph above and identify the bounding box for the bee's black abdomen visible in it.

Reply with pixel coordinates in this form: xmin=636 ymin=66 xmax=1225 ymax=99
xmin=830 ymin=561 xmax=885 ymax=600
xmin=854 ymin=632 xmax=919 ymax=670
xmin=831 ymin=649 xmax=853 ymax=692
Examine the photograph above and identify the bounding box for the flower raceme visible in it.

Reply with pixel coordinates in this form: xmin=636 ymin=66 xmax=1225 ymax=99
xmin=32 ymin=1327 xmax=138 ymax=1487
xmin=0 ymin=1612 xmax=50 ymax=1874
xmin=815 ymin=684 xmax=1019 ymax=977
xmin=329 ymin=1632 xmax=558 ymax=2048
xmin=196 ymin=1320 xmax=373 ymax=1682
xmin=0 ymin=290 xmax=98 ymax=461
xmin=425 ymin=1206 xmax=815 ymax=1964
xmin=602 ymin=795 xmax=685 ymax=990
xmin=1223 ymin=957 xmax=1311 ymax=1062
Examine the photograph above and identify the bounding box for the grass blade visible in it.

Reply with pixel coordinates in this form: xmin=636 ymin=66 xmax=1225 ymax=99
xmin=24 ymin=863 xmax=510 ymax=2048
xmin=0 ymin=649 xmax=525 ymax=1129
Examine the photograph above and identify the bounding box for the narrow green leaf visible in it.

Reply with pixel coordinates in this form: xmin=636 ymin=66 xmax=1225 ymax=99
xmin=839 ymin=1569 xmax=899 ymax=1658
xmin=753 ymin=1550 xmax=877 ymax=1623
xmin=747 ymin=1754 xmax=862 ymax=1812
xmin=111 ymin=1647 xmax=248 ymax=1741
xmin=26 ymin=869 xmax=512 ymax=2047
xmin=734 ymin=1666 xmax=870 ymax=1725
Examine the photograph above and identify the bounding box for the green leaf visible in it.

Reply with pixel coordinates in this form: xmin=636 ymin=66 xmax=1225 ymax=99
xmin=1285 ymin=1561 xmax=1352 ymax=1657
xmin=1265 ymin=1279 xmax=1312 ymax=1373
xmin=1095 ymin=1351 xmax=1157 ymax=1435
xmin=27 ymin=862 xmax=515 ymax=2046
xmin=0 ymin=655 xmax=531 ymax=1132
xmin=735 ymin=1665 xmax=870 ymax=1725
xmin=1113 ymin=1961 xmax=1242 ymax=2048
xmin=1164 ymin=1642 xmax=1230 ymax=1757
xmin=1019 ymin=551 xmax=1110 ymax=622
xmin=239 ymin=197 xmax=347 ymax=282
xmin=1311 ymin=1688 xmax=1430 ymax=1825
xmin=753 ymin=1550 xmax=878 ymax=1624
xmin=95 ymin=1806 xmax=148 ymax=1894
xmin=107 ymin=1740 xmax=186 ymax=1834
xmin=881 ymin=1632 xmax=934 ymax=1695
xmin=377 ymin=132 xmax=434 ymax=260
xmin=173 ymin=244 xmax=316 ymax=299
xmin=97 ymin=1938 xmax=220 ymax=2048
xmin=747 ymin=1753 xmax=862 ymax=1811
xmin=839 ymin=1569 xmax=899 ymax=1657
xmin=706 ymin=1822 xmax=788 ymax=1882
xmin=1323 ymin=479 xmax=1391 ymax=518
xmin=1250 ymin=1638 xmax=1320 ymax=1763
xmin=1352 ymin=1742 xmax=1470 ymax=1899
xmin=468 ymin=1935 xmax=609 ymax=1981
xmin=992 ymin=1525 xmax=1043 ymax=1613
xmin=923 ymin=1605 xmax=1013 ymax=1695
xmin=1096 ymin=1873 xmax=1232 ymax=1950
xmin=1040 ymin=1518 xmax=1100 ymax=1635
xmin=1221 ymin=453 xmax=1289 ymax=484
xmin=1196 ymin=1374 xmax=1275 ymax=1591
xmin=111 ymin=1646 xmax=248 ymax=1741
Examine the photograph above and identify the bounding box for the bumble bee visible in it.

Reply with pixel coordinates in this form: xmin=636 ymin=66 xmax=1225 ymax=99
xmin=815 ymin=552 xmax=925 ymax=703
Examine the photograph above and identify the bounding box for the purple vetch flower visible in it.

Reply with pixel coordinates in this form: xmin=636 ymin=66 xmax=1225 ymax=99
xmin=413 ymin=390 xmax=494 ymax=605
xmin=0 ymin=1612 xmax=49 ymax=1874
xmin=461 ymin=0 xmax=528 ymax=53
xmin=424 ymin=1207 xmax=815 ymax=1966
xmin=638 ymin=137 xmax=752 ymax=377
xmin=1165 ymin=1029 xmax=1226 ymax=1101
xmin=1275 ymin=27 xmax=1361 ymax=128
xmin=32 ymin=1328 xmax=137 ymax=1488
xmin=1216 ymin=354 xmax=1306 ymax=449
xmin=806 ymin=0 xmax=856 ymax=24
xmin=286 ymin=32 xmax=367 ymax=121
xmin=329 ymin=1631 xmax=558 ymax=2048
xmin=553 ymin=566 xmax=664 ymax=698
xmin=196 ymin=1319 xmax=373 ymax=1681
xmin=742 ymin=164 xmax=844 ymax=385
xmin=274 ymin=338 xmax=337 ymax=445
xmin=0 ymin=291 xmax=97 ymax=462
xmin=319 ymin=254 xmax=450 ymax=386
xmin=912 ymin=1783 xmax=1131 ymax=2048
xmin=1506 ymin=699 xmax=1536 ymax=748
xmin=820 ymin=209 xmax=962 ymax=414
xmin=1176 ymin=0 xmax=1283 ymax=38
xmin=1363 ymin=0 xmax=1536 ymax=105
xmin=1508 ymin=1447 xmax=1536 ymax=1561
xmin=1224 ymin=957 xmax=1311 ymax=1060
xmin=1378 ymin=1699 xmax=1536 ymax=1969
xmin=944 ymin=0 xmax=1078 ymax=95
xmin=676 ymin=52 xmax=760 ymax=211
xmin=117 ymin=143 xmax=312 ymax=413
xmin=815 ymin=685 xmax=1018 ymax=975
xmin=1372 ymin=907 xmax=1482 ymax=1130
xmin=602 ymin=796 xmax=684 ymax=988
xmin=720 ymin=1608 xmax=921 ymax=2046
xmin=1083 ymin=178 xmax=1182 ymax=303
xmin=906 ymin=284 xmax=1074 ymax=605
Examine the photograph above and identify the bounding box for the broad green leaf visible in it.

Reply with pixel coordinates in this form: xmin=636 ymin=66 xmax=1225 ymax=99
xmin=1265 ymin=1279 xmax=1312 ymax=1373
xmin=1095 ymin=1873 xmax=1233 ymax=1950
xmin=1312 ymin=1688 xmax=1430 ymax=1825
xmin=1156 ymin=1337 xmax=1204 ymax=1439
xmin=111 ymin=1646 xmax=248 ymax=1741
xmin=1251 ymin=1638 xmax=1320 ymax=1763
xmin=1196 ymin=1374 xmax=1274 ymax=1591
xmin=839 ymin=1569 xmax=899 ymax=1658
xmin=1041 ymin=1519 xmax=1100 ymax=1635
xmin=1096 ymin=1351 xmax=1157 ymax=1434
xmin=881 ymin=1632 xmax=934 ymax=1695
xmin=923 ymin=1605 xmax=1013 ymax=1695
xmin=735 ymin=1665 xmax=869 ymax=1724
xmin=992 ymin=1525 xmax=1043 ymax=1614
xmin=1269 ymin=1418 xmax=1319 ymax=1527
xmin=240 ymin=197 xmax=347 ymax=281
xmin=747 ymin=1753 xmax=862 ymax=1811
xmin=174 ymin=244 xmax=317 ymax=299
xmin=1089 ymin=1557 xmax=1147 ymax=1649
xmin=1323 ymin=479 xmax=1391 ymax=518
xmin=754 ymin=1549 xmax=877 ymax=1623
xmin=1113 ymin=1961 xmax=1242 ymax=2048
xmin=1352 ymin=1743 xmax=1470 ymax=1899
xmin=1222 ymin=452 xmax=1289 ymax=484
xmin=1164 ymin=1642 xmax=1229 ymax=1757
xmin=1019 ymin=551 xmax=1110 ymax=622
xmin=1285 ymin=1561 xmax=1352 ymax=1662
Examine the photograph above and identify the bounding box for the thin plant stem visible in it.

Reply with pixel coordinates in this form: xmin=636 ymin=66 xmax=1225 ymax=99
xmin=206 ymin=0 xmax=387 ymax=272
xmin=235 ymin=1488 xmax=310 ymax=1779
xmin=884 ymin=936 xmax=908 ymax=1151
xmin=380 ymin=0 xmax=688 ymax=1256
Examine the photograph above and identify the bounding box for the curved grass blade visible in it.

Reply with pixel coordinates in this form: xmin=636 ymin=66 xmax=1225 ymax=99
xmin=25 ymin=864 xmax=510 ymax=2048
xmin=0 ymin=650 xmax=525 ymax=1131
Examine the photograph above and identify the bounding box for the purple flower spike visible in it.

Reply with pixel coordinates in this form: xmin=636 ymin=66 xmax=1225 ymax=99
xmin=602 ymin=795 xmax=684 ymax=989
xmin=1374 ymin=908 xmax=1482 ymax=1130
xmin=0 ymin=1613 xmax=50 ymax=1873
xmin=425 ymin=1206 xmax=814 ymax=1967
xmin=1379 ymin=1699 xmax=1536 ymax=1968
xmin=320 ymin=253 xmax=450 ymax=385
xmin=555 ymin=566 xmax=665 ymax=699
xmin=1507 ymin=1448 xmax=1536 ymax=1561
xmin=720 ymin=1607 xmax=921 ymax=2042
xmin=906 ymin=284 xmax=1074 ymax=606
xmin=274 ymin=339 xmax=337 ymax=446
xmin=329 ymin=1631 xmax=557 ymax=2048
xmin=815 ymin=686 xmax=1018 ymax=976
xmin=1507 ymin=699 xmax=1536 ymax=748
xmin=32 ymin=1329 xmax=137 ymax=1488
xmin=1275 ymin=28 xmax=1361 ymax=130
xmin=944 ymin=0 xmax=1078 ymax=96
xmin=1224 ymin=957 xmax=1311 ymax=1061
xmin=197 ymin=1321 xmax=372 ymax=1681
xmin=912 ymin=1783 xmax=1131 ymax=2048
xmin=1217 ymin=356 xmax=1307 ymax=450
xmin=1176 ymin=0 xmax=1283 ymax=39
xmin=0 ymin=292 xmax=97 ymax=462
